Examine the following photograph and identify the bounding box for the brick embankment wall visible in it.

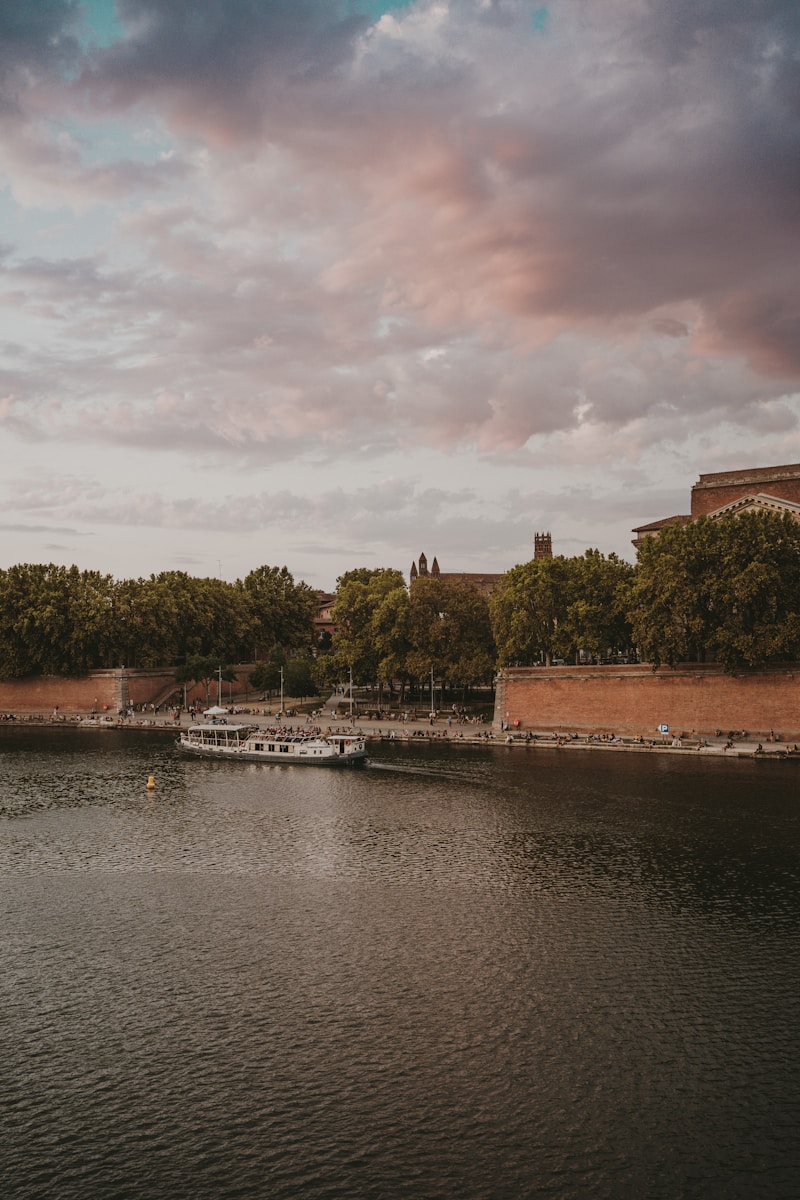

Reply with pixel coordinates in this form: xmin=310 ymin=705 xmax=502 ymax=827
xmin=0 ymin=666 xmax=258 ymax=714
xmin=0 ymin=671 xmax=120 ymax=714
xmin=495 ymin=664 xmax=800 ymax=740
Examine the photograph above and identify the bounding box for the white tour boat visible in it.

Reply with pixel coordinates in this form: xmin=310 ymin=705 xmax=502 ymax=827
xmin=178 ymin=723 xmax=367 ymax=766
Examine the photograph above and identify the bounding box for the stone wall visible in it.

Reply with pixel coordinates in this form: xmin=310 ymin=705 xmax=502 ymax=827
xmin=495 ymin=664 xmax=800 ymax=740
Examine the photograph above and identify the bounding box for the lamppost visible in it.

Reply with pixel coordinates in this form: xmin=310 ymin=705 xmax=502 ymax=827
xmin=349 ymin=666 xmax=354 ymax=721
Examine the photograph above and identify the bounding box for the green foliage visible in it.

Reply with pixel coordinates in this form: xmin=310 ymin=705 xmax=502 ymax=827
xmin=175 ymin=656 xmax=237 ymax=705
xmin=0 ymin=561 xmax=316 ymax=679
xmin=249 ymin=659 xmax=283 ymax=695
xmin=249 ymin=650 xmax=319 ymax=701
xmin=241 ymin=565 xmax=316 ymax=659
xmin=372 ymin=584 xmax=411 ymax=689
xmin=491 ymin=551 xmax=634 ymax=666
xmin=330 ymin=568 xmax=407 ymax=685
xmin=708 ymin=514 xmax=800 ymax=669
xmin=489 ymin=556 xmax=571 ymax=666
xmin=310 ymin=651 xmax=340 ymax=696
xmin=629 ymin=521 xmax=716 ymax=667
xmin=2 ymin=517 xmax=798 ymax=685
xmin=406 ymin=576 xmax=495 ymax=689
xmin=112 ymin=572 xmax=252 ymax=668
xmin=284 ymin=656 xmax=317 ymax=700
xmin=630 ymin=512 xmax=800 ymax=671
xmin=0 ymin=564 xmax=114 ymax=678
xmin=563 ymin=550 xmax=634 ymax=663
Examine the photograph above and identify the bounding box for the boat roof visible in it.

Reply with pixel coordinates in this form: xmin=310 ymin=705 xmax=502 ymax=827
xmin=186 ymin=725 xmax=341 ymax=741
xmin=189 ymin=723 xmax=251 ymax=732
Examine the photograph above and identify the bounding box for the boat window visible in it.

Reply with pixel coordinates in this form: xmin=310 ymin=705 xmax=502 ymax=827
xmin=280 ymin=745 xmax=289 ymax=753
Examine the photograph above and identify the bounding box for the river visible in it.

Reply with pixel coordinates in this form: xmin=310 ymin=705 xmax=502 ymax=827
xmin=1 ymin=727 xmax=798 ymax=1199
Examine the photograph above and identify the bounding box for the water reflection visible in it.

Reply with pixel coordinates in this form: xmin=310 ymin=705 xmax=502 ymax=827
xmin=1 ymin=728 xmax=798 ymax=1198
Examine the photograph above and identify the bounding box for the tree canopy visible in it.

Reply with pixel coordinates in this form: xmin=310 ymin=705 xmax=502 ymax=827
xmin=241 ymin=565 xmax=316 ymax=660
xmin=2 ymin=516 xmax=799 ymax=683
xmin=629 ymin=512 xmax=800 ymax=670
xmin=0 ymin=562 xmax=316 ymax=679
xmin=490 ymin=551 xmax=634 ymax=667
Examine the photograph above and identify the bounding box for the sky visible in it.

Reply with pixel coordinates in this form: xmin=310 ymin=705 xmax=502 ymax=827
xmin=1 ymin=0 xmax=799 ymax=590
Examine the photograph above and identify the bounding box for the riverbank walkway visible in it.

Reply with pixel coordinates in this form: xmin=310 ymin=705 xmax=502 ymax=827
xmin=2 ymin=705 xmax=797 ymax=759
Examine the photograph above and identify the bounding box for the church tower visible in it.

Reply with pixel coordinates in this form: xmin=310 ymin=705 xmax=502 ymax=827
xmin=534 ymin=532 xmax=552 ymax=560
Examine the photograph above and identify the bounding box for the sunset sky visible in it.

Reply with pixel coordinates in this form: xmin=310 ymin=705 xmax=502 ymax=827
xmin=1 ymin=0 xmax=799 ymax=588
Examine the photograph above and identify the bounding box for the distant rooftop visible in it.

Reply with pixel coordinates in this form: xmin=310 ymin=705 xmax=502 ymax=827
xmin=631 ymin=515 xmax=691 ymax=534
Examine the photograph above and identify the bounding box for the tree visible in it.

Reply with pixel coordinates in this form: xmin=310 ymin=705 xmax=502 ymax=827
xmin=0 ymin=564 xmax=114 ymax=678
xmin=110 ymin=572 xmax=252 ymax=668
xmin=704 ymin=512 xmax=800 ymax=670
xmin=175 ymin=656 xmax=238 ymax=708
xmin=629 ymin=520 xmax=720 ymax=667
xmin=437 ymin=579 xmax=495 ymax=691
xmin=563 ymin=550 xmax=634 ymax=663
xmin=284 ymin=656 xmax=317 ymax=702
xmin=371 ymin=584 xmax=411 ymax=704
xmin=405 ymin=576 xmax=495 ymax=698
xmin=629 ymin=512 xmax=800 ymax=671
xmin=111 ymin=576 xmax=178 ymax=668
xmin=241 ymin=565 xmax=316 ymax=659
xmin=330 ymin=568 xmax=407 ymax=687
xmin=489 ymin=557 xmax=573 ymax=666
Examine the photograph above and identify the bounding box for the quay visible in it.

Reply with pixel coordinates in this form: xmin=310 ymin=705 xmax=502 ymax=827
xmin=1 ymin=709 xmax=797 ymax=759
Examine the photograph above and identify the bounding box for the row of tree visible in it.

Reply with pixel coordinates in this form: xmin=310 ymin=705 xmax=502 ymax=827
xmin=0 ymin=565 xmax=317 ymax=679
xmin=1 ymin=511 xmax=799 ymax=684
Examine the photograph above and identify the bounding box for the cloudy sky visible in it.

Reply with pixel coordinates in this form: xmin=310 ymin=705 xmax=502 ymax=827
xmin=1 ymin=0 xmax=799 ymax=588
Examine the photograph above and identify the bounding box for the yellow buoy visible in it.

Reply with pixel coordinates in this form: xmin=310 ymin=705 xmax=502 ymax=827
xmin=146 ymin=775 xmax=156 ymax=790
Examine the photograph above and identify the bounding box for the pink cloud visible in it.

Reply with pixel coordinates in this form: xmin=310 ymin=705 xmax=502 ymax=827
xmin=1 ymin=0 xmax=798 ymax=476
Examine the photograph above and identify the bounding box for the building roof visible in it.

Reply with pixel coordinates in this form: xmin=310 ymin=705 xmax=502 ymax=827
xmin=631 ymin=515 xmax=692 ymax=534
xmin=436 ymin=571 xmax=504 ymax=595
xmin=694 ymin=463 xmax=800 ymax=489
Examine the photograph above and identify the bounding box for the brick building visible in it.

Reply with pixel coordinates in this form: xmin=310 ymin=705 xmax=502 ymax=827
xmin=314 ymin=591 xmax=336 ymax=638
xmin=409 ymin=532 xmax=553 ymax=594
xmin=632 ymin=463 xmax=800 ymax=549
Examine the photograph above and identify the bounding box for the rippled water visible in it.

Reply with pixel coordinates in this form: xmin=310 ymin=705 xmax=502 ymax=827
xmin=1 ymin=727 xmax=798 ymax=1199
